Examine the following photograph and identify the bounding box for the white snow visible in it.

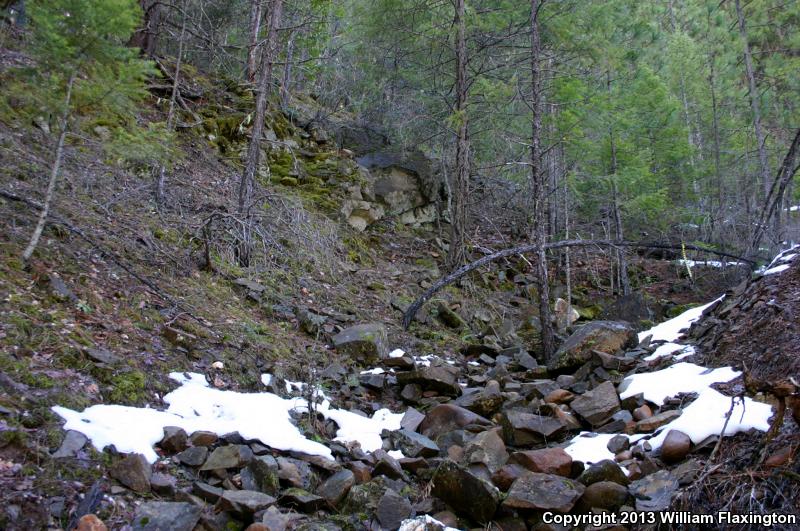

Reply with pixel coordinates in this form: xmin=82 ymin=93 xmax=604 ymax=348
xmin=260 ymin=373 xmax=273 ymax=386
xmin=645 ymin=387 xmax=772 ymax=450
xmin=638 ymin=297 xmax=723 ymax=343
xmin=563 ymin=432 xmax=623 ymax=465
xmin=320 ymin=405 xmax=404 ymax=453
xmin=398 ymin=515 xmax=461 ymax=531
xmin=764 ymin=264 xmax=790 ymax=275
xmin=642 ymin=342 xmax=695 ymax=361
xmin=360 ymin=368 xmax=386 ymax=375
xmin=53 ymin=371 xmax=405 ymax=463
xmin=619 ymin=362 xmax=740 ymax=405
xmin=389 ymin=348 xmax=406 ymax=358
xmin=388 ymin=449 xmax=405 ymax=460
xmin=678 ymin=259 xmax=743 ymax=268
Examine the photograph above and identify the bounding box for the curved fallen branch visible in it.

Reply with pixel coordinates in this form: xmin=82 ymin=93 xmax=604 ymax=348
xmin=402 ymin=239 xmax=755 ymax=329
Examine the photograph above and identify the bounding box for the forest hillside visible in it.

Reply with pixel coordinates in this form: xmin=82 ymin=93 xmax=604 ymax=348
xmin=0 ymin=1 xmax=799 ymax=530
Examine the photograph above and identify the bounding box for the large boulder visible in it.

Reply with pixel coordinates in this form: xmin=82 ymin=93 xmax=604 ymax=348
xmin=500 ymin=410 xmax=566 ymax=446
xmin=132 ymin=502 xmax=201 ymax=531
xmin=418 ymin=404 xmax=492 ymax=440
xmin=432 ymin=460 xmax=500 ymax=523
xmin=548 ymin=321 xmax=636 ymax=372
xmin=503 ymin=472 xmax=585 ymax=513
xmin=569 ymin=381 xmax=621 ymax=427
xmin=332 ymin=324 xmax=389 ymax=364
xmin=396 ymin=364 xmax=461 ymax=397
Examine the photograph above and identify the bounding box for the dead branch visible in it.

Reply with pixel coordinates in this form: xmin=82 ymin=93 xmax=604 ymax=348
xmin=402 ymin=239 xmax=755 ymax=328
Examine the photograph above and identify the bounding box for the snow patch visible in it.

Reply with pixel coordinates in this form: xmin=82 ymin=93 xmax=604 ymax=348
xmin=643 ymin=342 xmax=695 ymax=362
xmin=645 ymin=387 xmax=772 ymax=450
xmin=619 ymin=362 xmax=740 ymax=405
xmin=638 ymin=297 xmax=723 ymax=343
xmin=563 ymin=432 xmax=622 ymax=465
xmin=764 ymin=264 xmax=790 ymax=275
xmin=389 ymin=348 xmax=406 ymax=358
xmin=53 ymin=372 xmax=405 ymax=463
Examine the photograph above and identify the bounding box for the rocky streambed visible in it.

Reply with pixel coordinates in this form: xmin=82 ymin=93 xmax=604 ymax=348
xmin=52 ymin=287 xmax=779 ymax=531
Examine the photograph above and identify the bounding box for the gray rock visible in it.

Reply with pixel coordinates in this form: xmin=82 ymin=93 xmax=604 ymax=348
xmin=52 ymin=430 xmax=87 ymax=458
xmin=397 ymin=365 xmax=462 ymax=397
xmin=578 ymin=460 xmax=630 ymax=486
xmin=372 ymin=449 xmax=405 ymax=480
xmin=500 ymin=410 xmax=566 ymax=446
xmin=280 ymin=488 xmax=327 ymax=513
xmin=332 ymin=324 xmax=389 ymax=364
xmin=606 ymin=434 xmax=630 ymax=454
xmin=176 ymin=446 xmax=208 ymax=467
xmin=297 ymin=307 xmax=327 ymax=337
xmin=390 ymin=429 xmax=439 ymax=458
xmin=193 ymin=481 xmax=223 ymax=503
xmin=200 ymin=444 xmax=254 ymax=471
xmin=503 ymin=472 xmax=585 ymax=513
xmin=150 ymin=473 xmax=176 ymax=496
xmin=418 ymin=404 xmax=492 ymax=440
xmin=377 ymin=489 xmax=414 ymax=529
xmin=629 ymin=469 xmax=679 ymax=511
xmin=110 ymin=453 xmax=152 ymax=493
xmin=548 ymin=321 xmax=636 ymax=372
xmin=159 ymin=426 xmax=188 ymax=454
xmin=570 ymin=381 xmax=621 ymax=426
xmin=454 ymin=386 xmax=504 ymax=417
xmin=432 ymin=460 xmax=500 ymax=523
xmin=400 ymin=407 xmax=425 ymax=431
xmin=579 ymin=481 xmax=629 ymax=511
xmin=247 ymin=455 xmax=280 ymax=495
xmin=216 ymin=490 xmax=277 ymax=517
xmin=84 ymin=347 xmax=120 ymax=365
xmin=317 ymin=469 xmax=355 ymax=507
xmin=132 ymin=502 xmax=201 ymax=531
xmin=464 ymin=428 xmax=509 ymax=473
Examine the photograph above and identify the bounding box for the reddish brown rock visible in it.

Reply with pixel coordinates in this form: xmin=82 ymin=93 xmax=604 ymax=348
xmin=509 ymin=448 xmax=572 ymax=477
xmin=76 ymin=515 xmax=107 ymax=531
xmin=660 ymin=430 xmax=692 ymax=464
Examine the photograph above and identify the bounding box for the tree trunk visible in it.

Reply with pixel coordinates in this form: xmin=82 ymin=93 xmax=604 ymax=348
xmin=23 ymin=72 xmax=75 ymax=261
xmin=735 ymin=0 xmax=771 ymax=200
xmin=247 ymin=0 xmax=263 ymax=83
xmin=129 ymin=0 xmax=160 ymax=56
xmin=606 ymin=71 xmax=630 ymax=296
xmin=238 ymin=0 xmax=283 ymax=266
xmin=281 ymin=28 xmax=296 ymax=109
xmin=530 ymin=0 xmax=555 ymax=361
xmin=156 ymin=0 xmax=187 ymax=207
xmin=445 ymin=0 xmax=469 ymax=271
xmin=708 ymin=50 xmax=723 ymax=227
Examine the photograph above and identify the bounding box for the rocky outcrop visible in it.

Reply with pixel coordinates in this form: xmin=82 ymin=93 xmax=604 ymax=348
xmin=548 ymin=320 xmax=636 ymax=372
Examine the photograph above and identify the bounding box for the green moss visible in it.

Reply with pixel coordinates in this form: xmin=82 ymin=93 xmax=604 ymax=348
xmin=108 ymin=370 xmax=148 ymax=405
xmin=666 ymin=303 xmax=700 ymax=318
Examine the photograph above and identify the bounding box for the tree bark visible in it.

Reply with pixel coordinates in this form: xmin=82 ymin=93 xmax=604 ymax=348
xmin=735 ymin=0 xmax=771 ymax=200
xmin=129 ymin=0 xmax=160 ymax=56
xmin=247 ymin=0 xmax=263 ymax=83
xmin=607 ymin=71 xmax=630 ymax=296
xmin=281 ymin=27 xmax=296 ymax=109
xmin=156 ymin=0 xmax=187 ymax=207
xmin=529 ymin=0 xmax=555 ymax=361
xmin=751 ymin=128 xmax=800 ymax=253
xmin=445 ymin=0 xmax=469 ymax=271
xmin=23 ymin=72 xmax=75 ymax=261
xmin=238 ymin=0 xmax=283 ymax=266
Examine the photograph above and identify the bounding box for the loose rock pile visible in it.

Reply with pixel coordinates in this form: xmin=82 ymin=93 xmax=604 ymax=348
xmin=54 ymin=311 xmax=763 ymax=530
